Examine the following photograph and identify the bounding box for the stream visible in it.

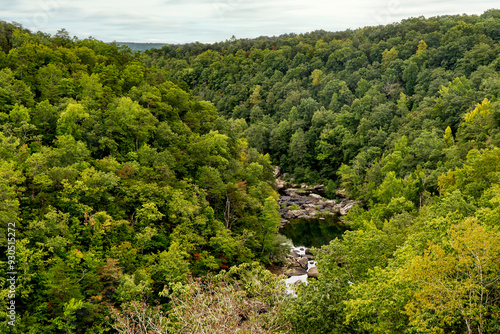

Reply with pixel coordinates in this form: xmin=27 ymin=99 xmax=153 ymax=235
xmin=275 ymin=172 xmax=354 ymax=291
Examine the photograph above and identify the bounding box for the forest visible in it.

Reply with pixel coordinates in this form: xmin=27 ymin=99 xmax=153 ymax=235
xmin=1 ymin=8 xmax=500 ymax=333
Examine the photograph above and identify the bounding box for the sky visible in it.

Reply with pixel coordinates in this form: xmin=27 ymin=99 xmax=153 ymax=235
xmin=1 ymin=0 xmax=498 ymax=44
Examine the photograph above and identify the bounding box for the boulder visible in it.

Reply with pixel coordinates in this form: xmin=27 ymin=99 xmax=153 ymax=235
xmin=307 ymin=266 xmax=319 ymax=279
xmin=284 ymin=188 xmax=299 ymax=196
xmin=293 ymin=209 xmax=308 ymax=218
xmin=310 ymin=184 xmax=325 ymax=190
xmin=284 ymin=267 xmax=308 ymax=277
xmin=305 ymin=208 xmax=317 ymax=215
xmin=284 ymin=209 xmax=307 ymax=219
xmin=309 ymin=193 xmax=322 ymax=200
xmin=276 ymin=178 xmax=288 ymax=190
xmin=340 ymin=200 xmax=356 ymax=215
xmin=273 ymin=166 xmax=281 ymax=178
xmin=298 ymin=256 xmax=309 ymax=269
xmin=305 ymin=209 xmax=319 ymax=217
xmin=322 ymin=200 xmax=336 ymax=207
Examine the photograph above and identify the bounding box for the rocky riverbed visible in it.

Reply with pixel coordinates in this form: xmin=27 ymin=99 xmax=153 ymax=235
xmin=283 ymin=246 xmax=318 ymax=294
xmin=276 ymin=177 xmax=358 ymax=228
xmin=275 ymin=172 xmax=358 ymax=290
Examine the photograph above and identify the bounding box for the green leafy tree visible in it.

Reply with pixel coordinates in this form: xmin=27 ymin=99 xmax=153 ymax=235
xmin=259 ymin=196 xmax=281 ymax=257
xmin=57 ymin=103 xmax=90 ymax=139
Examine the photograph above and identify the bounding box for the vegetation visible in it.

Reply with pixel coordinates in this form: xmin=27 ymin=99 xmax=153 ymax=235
xmin=2 ymin=9 xmax=500 ymax=333
xmin=0 ymin=22 xmax=287 ymax=333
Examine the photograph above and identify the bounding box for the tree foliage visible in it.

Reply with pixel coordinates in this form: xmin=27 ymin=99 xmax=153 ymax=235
xmin=3 ymin=11 xmax=500 ymax=332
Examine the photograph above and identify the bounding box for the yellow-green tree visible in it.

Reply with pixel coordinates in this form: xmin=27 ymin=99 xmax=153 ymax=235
xmin=404 ymin=219 xmax=500 ymax=334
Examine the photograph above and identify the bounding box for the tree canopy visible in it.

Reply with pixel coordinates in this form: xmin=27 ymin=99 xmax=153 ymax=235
xmin=3 ymin=10 xmax=500 ymax=333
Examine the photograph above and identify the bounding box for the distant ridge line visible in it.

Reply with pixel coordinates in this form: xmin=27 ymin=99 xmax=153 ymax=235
xmin=115 ymin=42 xmax=169 ymax=51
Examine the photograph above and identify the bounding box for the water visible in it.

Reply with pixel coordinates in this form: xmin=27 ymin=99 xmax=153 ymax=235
xmin=279 ymin=216 xmax=348 ymax=248
xmin=279 ymin=208 xmax=349 ymax=294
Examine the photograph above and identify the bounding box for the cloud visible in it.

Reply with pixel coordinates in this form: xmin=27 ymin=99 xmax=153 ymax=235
xmin=0 ymin=0 xmax=497 ymax=43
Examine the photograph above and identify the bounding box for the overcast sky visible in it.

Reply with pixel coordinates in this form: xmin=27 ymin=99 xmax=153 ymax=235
xmin=1 ymin=0 xmax=498 ymax=44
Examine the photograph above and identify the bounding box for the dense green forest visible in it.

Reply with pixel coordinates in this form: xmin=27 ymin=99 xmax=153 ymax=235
xmin=0 ymin=23 xmax=287 ymax=333
xmin=2 ymin=9 xmax=500 ymax=333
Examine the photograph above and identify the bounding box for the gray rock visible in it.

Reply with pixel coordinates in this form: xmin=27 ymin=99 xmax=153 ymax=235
xmin=311 ymin=184 xmax=325 ymax=191
xmin=274 ymin=166 xmax=281 ymax=177
xmin=309 ymin=193 xmax=322 ymax=200
xmin=284 ymin=209 xmax=307 ymax=219
xmin=278 ymin=178 xmax=356 ymax=221
xmin=276 ymin=179 xmax=288 ymax=189
xmin=322 ymin=200 xmax=336 ymax=207
xmin=291 ymin=210 xmax=308 ymax=218
xmin=285 ymin=188 xmax=299 ymax=196
xmin=340 ymin=200 xmax=357 ymax=215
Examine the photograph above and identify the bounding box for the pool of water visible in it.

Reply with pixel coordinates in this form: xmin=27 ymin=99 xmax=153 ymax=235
xmin=279 ymin=216 xmax=348 ymax=248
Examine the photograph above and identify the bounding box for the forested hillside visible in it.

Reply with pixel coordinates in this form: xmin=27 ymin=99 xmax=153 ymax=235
xmin=142 ymin=12 xmax=500 ymax=332
xmin=144 ymin=9 xmax=500 ymax=191
xmin=2 ymin=9 xmax=500 ymax=333
xmin=0 ymin=23 xmax=289 ymax=333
